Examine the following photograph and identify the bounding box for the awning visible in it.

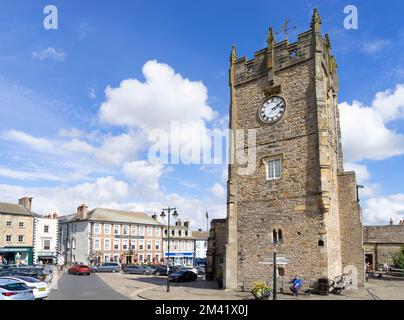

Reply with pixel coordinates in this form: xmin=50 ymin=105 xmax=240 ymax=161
xmin=37 ymin=256 xmax=55 ymax=260
xmin=164 ymin=252 xmax=193 ymax=257
xmin=0 ymin=247 xmax=33 ymax=253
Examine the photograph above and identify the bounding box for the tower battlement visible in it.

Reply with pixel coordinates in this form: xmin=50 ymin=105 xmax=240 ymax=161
xmin=231 ymin=22 xmax=337 ymax=90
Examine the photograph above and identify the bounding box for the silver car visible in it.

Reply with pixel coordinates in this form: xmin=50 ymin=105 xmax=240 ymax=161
xmin=0 ymin=278 xmax=35 ymax=300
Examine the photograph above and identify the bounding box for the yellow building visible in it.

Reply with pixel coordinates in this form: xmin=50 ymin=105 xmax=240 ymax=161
xmin=0 ymin=197 xmax=35 ymax=265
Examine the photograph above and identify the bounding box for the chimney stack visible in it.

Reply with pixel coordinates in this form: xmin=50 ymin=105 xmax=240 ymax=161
xmin=77 ymin=204 xmax=88 ymax=220
xmin=184 ymin=221 xmax=190 ymax=229
xmin=390 ymin=218 xmax=394 ymax=226
xmin=18 ymin=197 xmax=32 ymax=211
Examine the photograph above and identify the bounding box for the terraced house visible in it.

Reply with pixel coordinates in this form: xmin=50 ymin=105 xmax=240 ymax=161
xmin=59 ymin=204 xmax=164 ymax=265
xmin=0 ymin=197 xmax=35 ymax=265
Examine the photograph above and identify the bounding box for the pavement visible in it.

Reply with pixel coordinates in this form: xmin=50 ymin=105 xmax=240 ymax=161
xmin=47 ymin=271 xmax=404 ymax=300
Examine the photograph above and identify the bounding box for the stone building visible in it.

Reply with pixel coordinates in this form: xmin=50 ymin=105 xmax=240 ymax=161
xmin=224 ymin=10 xmax=364 ymax=291
xmin=0 ymin=197 xmax=35 ymax=265
xmin=33 ymin=213 xmax=59 ymax=264
xmin=59 ymin=204 xmax=164 ymax=265
xmin=363 ymin=220 xmax=404 ymax=267
xmin=206 ymin=219 xmax=227 ymax=280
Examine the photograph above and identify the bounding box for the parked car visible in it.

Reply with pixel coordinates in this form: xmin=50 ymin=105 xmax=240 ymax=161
xmin=3 ymin=266 xmax=48 ymax=282
xmin=169 ymin=270 xmax=198 ymax=282
xmin=154 ymin=265 xmax=180 ymax=276
xmin=141 ymin=266 xmax=155 ymax=275
xmin=0 ymin=278 xmax=35 ymax=300
xmin=1 ymin=276 xmax=49 ymax=300
xmin=123 ymin=265 xmax=147 ymax=275
xmin=68 ymin=264 xmax=91 ymax=275
xmin=91 ymin=262 xmax=121 ymax=273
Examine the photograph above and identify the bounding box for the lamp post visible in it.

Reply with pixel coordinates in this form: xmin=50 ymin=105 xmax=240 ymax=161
xmin=160 ymin=207 xmax=179 ymax=293
xmin=273 ymin=246 xmax=277 ymax=301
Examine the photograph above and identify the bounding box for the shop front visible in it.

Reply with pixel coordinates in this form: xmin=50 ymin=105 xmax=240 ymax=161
xmin=0 ymin=247 xmax=33 ymax=265
xmin=165 ymin=252 xmax=193 ymax=266
xmin=36 ymin=252 xmax=57 ymax=265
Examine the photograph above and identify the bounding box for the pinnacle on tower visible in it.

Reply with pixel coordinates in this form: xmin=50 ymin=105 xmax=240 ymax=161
xmin=267 ymin=27 xmax=275 ymax=47
xmin=311 ymin=8 xmax=322 ymax=32
xmin=230 ymin=45 xmax=237 ymax=64
xmin=324 ymin=33 xmax=332 ymax=49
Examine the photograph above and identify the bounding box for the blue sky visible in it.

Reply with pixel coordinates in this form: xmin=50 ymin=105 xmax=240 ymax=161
xmin=0 ymin=0 xmax=403 ymax=227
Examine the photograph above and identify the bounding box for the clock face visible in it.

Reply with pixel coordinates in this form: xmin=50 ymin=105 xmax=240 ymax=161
xmin=259 ymin=96 xmax=286 ymax=124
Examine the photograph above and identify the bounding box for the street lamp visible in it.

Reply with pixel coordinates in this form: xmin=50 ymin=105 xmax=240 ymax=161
xmin=161 ymin=207 xmax=179 ymax=293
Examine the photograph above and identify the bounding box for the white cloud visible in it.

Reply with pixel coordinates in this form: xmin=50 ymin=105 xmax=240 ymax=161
xmin=95 ymin=132 xmax=145 ymax=167
xmin=363 ymin=194 xmax=404 ymax=225
xmin=0 ymin=167 xmax=65 ymax=182
xmin=100 ymin=60 xmax=215 ymax=129
xmin=123 ymin=160 xmax=164 ymax=192
xmin=32 ymin=47 xmax=65 ymax=62
xmin=62 ymin=139 xmax=95 ymax=154
xmin=99 ymin=60 xmax=216 ymax=160
xmin=0 ymin=176 xmax=129 ymax=214
xmin=360 ymin=39 xmax=392 ymax=54
xmin=2 ymin=130 xmax=56 ymax=154
xmin=211 ymin=183 xmax=226 ymax=199
xmin=339 ymin=84 xmax=404 ymax=162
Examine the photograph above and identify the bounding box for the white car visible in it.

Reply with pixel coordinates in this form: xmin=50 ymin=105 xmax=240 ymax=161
xmin=180 ymin=266 xmax=198 ymax=274
xmin=0 ymin=278 xmax=35 ymax=300
xmin=2 ymin=276 xmax=49 ymax=300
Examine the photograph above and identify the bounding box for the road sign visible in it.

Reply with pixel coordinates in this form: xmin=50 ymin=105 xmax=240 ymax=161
xmin=259 ymin=257 xmax=290 ymax=265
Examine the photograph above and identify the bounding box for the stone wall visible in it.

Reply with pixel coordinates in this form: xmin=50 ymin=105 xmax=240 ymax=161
xmin=206 ymin=219 xmax=227 ymax=280
xmin=364 ymin=225 xmax=404 ymax=266
xmin=0 ymin=214 xmax=34 ymax=247
xmin=338 ymin=172 xmax=365 ymax=287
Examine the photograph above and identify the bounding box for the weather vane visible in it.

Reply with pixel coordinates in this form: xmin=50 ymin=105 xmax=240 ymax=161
xmin=276 ymin=19 xmax=297 ymax=41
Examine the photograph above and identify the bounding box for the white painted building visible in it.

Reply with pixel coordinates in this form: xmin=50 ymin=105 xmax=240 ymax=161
xmin=33 ymin=213 xmax=59 ymax=264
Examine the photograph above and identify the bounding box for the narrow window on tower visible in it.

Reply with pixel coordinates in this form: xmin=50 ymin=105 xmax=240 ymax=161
xmin=265 ymin=156 xmax=282 ymax=180
xmin=273 ymin=229 xmax=278 ymax=244
xmin=278 ymin=229 xmax=283 ymax=243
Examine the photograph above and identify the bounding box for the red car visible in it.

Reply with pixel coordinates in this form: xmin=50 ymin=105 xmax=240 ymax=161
xmin=68 ymin=264 xmax=91 ymax=276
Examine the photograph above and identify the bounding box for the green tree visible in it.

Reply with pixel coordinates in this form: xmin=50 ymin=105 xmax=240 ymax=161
xmin=393 ymin=246 xmax=404 ymax=269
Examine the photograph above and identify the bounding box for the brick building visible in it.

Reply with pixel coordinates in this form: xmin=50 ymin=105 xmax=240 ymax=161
xmin=224 ymin=10 xmax=364 ymax=291
xmin=59 ymin=204 xmax=164 ymax=265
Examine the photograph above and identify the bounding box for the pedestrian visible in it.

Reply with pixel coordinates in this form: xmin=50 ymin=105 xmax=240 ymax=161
xmin=290 ymin=275 xmax=302 ymax=297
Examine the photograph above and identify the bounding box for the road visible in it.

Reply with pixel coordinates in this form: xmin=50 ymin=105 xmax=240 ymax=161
xmin=48 ymin=272 xmax=129 ymax=300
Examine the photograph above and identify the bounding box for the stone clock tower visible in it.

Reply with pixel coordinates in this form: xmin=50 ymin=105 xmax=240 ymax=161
xmin=224 ymin=10 xmax=364 ymax=290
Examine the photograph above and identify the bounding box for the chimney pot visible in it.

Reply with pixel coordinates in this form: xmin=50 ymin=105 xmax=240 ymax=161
xmin=77 ymin=204 xmax=88 ymax=220
xmin=18 ymin=197 xmax=32 ymax=211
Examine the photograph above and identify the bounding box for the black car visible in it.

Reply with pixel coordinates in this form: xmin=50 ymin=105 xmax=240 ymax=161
xmin=169 ymin=270 xmax=198 ymax=282
xmin=123 ymin=265 xmax=147 ymax=275
xmin=154 ymin=265 xmax=180 ymax=276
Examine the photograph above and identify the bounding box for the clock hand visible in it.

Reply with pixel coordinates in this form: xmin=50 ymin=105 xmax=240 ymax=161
xmin=271 ymin=102 xmax=282 ymax=111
